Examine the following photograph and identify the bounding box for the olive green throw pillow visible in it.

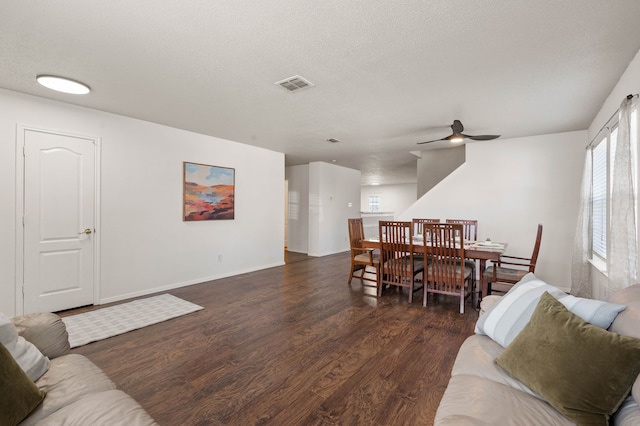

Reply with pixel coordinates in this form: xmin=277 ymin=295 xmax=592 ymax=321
xmin=496 ymin=292 xmax=640 ymax=426
xmin=0 ymin=343 xmax=46 ymax=426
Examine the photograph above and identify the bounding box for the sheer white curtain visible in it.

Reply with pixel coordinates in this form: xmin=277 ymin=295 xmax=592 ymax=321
xmin=570 ymin=150 xmax=592 ymax=297
xmin=608 ymin=95 xmax=638 ymax=296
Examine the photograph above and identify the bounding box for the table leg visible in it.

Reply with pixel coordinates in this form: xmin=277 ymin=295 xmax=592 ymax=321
xmin=479 ymin=259 xmax=487 ymax=299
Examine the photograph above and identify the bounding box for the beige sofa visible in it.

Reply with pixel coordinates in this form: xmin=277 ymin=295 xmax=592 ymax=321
xmin=435 ymin=284 xmax=640 ymax=425
xmin=12 ymin=312 xmax=158 ymax=425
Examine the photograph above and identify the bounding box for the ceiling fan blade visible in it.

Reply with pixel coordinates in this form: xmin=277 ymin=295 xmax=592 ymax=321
xmin=464 ymin=134 xmax=501 ymax=141
xmin=452 ymin=120 xmax=464 ymax=134
xmin=417 ymin=120 xmax=500 ymax=145
xmin=417 ymin=136 xmax=450 ymax=145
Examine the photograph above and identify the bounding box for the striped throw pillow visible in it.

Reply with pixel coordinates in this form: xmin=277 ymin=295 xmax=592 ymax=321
xmin=475 ymin=274 xmax=626 ymax=348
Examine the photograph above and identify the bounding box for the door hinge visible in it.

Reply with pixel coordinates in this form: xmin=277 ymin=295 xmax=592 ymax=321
xmin=23 ymin=146 xmax=25 ymax=156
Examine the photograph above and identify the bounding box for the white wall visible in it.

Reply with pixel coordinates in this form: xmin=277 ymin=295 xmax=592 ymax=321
xmin=308 ymin=162 xmax=361 ymax=256
xmin=0 ymin=88 xmax=284 ymax=316
xmin=589 ymin=49 xmax=640 ymax=142
xmin=399 ymin=131 xmax=586 ymax=290
xmin=360 ymin=183 xmax=417 ymax=215
xmin=417 ymin=146 xmax=465 ymax=198
xmin=285 ymin=164 xmax=310 ymax=253
xmin=587 ymin=48 xmax=640 ymax=299
xmin=286 ymin=162 xmax=361 ymax=256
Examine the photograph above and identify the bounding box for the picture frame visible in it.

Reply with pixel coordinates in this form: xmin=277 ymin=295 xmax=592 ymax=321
xmin=183 ymin=162 xmax=235 ymax=221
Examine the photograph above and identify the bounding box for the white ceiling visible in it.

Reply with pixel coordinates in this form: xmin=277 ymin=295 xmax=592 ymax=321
xmin=2 ymin=1 xmax=640 ymax=184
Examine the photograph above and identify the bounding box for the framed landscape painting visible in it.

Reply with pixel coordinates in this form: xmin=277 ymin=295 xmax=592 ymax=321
xmin=183 ymin=162 xmax=235 ymax=221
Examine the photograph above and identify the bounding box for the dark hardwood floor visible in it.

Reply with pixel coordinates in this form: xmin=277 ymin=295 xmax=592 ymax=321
xmin=61 ymin=251 xmax=478 ymax=425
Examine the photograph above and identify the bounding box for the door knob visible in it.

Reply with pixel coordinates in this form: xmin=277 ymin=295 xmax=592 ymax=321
xmin=79 ymin=228 xmax=92 ymax=235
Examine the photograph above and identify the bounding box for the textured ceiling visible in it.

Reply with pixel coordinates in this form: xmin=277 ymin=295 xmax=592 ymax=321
xmin=2 ymin=1 xmax=640 ymax=184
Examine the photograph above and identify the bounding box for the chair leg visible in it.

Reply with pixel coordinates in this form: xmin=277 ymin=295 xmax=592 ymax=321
xmin=423 ymin=283 xmax=428 ymax=307
xmin=460 ymin=279 xmax=468 ymax=314
xmin=472 ymin=271 xmax=477 ymax=295
xmin=348 ymin=260 xmax=355 ymax=284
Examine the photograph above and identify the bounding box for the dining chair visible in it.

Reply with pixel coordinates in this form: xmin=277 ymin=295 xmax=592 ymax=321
xmin=446 ymin=219 xmax=478 ymax=291
xmin=379 ymin=221 xmax=424 ymax=303
xmin=412 ymin=218 xmax=441 ymax=236
xmin=348 ymin=218 xmax=381 ymax=295
xmin=482 ymin=224 xmax=543 ymax=295
xmin=422 ymin=223 xmax=473 ymax=313
xmin=411 ymin=218 xmax=441 ymax=265
xmin=445 ymin=219 xmax=478 ymax=241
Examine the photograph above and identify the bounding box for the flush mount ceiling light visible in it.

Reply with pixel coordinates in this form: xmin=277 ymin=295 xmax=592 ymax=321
xmin=36 ymin=75 xmax=91 ymax=95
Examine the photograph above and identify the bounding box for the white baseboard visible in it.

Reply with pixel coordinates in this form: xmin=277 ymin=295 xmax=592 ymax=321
xmin=98 ymin=261 xmax=285 ymax=305
xmin=307 ymin=248 xmax=350 ymax=257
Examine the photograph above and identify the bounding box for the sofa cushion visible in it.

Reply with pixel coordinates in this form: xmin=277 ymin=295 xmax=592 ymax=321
xmin=0 ymin=342 xmax=46 ymax=425
xmin=39 ymin=389 xmax=158 ymax=426
xmin=450 ymin=334 xmax=540 ymax=399
xmin=0 ymin=313 xmax=50 ymax=381
xmin=434 ymin=374 xmax=574 ymax=425
xmin=476 ymin=273 xmax=626 ymax=347
xmin=608 ymin=284 xmax=640 ymax=339
xmin=608 ymin=284 xmax=640 ymax=408
xmin=496 ymin=292 xmax=640 ymax=425
xmin=20 ymin=354 xmax=117 ymax=425
xmin=12 ymin=313 xmax=70 ymax=359
xmin=354 ymin=252 xmax=379 ymax=263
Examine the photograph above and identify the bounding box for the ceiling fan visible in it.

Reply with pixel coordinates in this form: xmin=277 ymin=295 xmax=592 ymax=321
xmin=417 ymin=120 xmax=500 ymax=144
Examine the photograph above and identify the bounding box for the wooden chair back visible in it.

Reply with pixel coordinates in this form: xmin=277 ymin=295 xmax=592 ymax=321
xmin=423 ymin=223 xmax=471 ymax=313
xmin=379 ymin=221 xmax=422 ymax=303
xmin=483 ymin=223 xmax=545 ymax=295
xmin=379 ymin=220 xmax=414 ymax=270
xmin=412 ymin=218 xmax=441 ymax=236
xmin=446 ymin=219 xmax=478 ymax=241
xmin=423 ymin=223 xmax=465 ymax=290
xmin=347 ymin=217 xmax=380 ymax=289
xmin=528 ymin=224 xmax=544 ymax=272
xmin=348 ymin=218 xmax=365 ymax=252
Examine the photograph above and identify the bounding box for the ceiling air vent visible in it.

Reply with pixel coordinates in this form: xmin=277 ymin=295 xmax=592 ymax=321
xmin=275 ymin=75 xmax=314 ymax=92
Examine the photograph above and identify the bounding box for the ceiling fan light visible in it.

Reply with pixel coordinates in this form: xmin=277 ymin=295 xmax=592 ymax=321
xmin=36 ymin=75 xmax=90 ymax=95
xmin=450 ymin=136 xmax=464 ymax=143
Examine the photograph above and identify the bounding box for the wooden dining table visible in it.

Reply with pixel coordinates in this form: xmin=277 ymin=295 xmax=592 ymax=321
xmin=360 ymin=237 xmax=507 ymax=299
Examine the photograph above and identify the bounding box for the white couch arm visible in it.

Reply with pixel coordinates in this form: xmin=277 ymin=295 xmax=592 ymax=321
xmin=11 ymin=313 xmax=70 ymax=359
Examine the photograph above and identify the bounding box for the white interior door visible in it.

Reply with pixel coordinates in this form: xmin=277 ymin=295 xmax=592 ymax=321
xmin=22 ymin=128 xmax=97 ymax=313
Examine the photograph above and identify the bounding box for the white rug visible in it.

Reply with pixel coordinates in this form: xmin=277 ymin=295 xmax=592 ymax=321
xmin=62 ymin=294 xmax=203 ymax=348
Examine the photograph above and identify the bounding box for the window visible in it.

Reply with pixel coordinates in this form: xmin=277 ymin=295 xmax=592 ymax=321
xmin=369 ymin=195 xmax=380 ymax=212
xmin=591 ymin=108 xmax=638 ymax=263
xmin=592 ymin=138 xmax=606 ymax=259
